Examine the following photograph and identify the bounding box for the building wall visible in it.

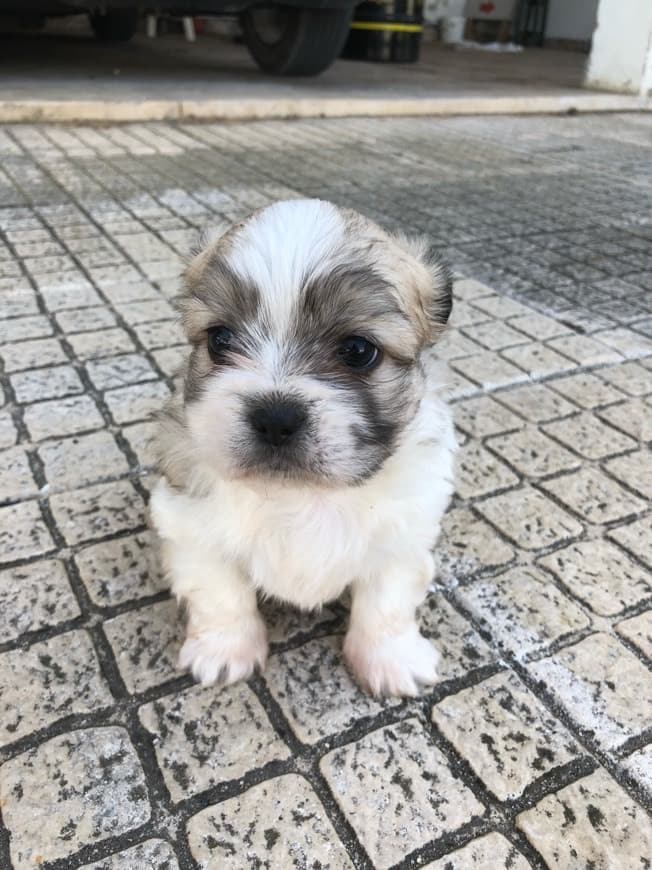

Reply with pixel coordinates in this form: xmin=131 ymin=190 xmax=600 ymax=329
xmin=586 ymin=0 xmax=652 ymax=93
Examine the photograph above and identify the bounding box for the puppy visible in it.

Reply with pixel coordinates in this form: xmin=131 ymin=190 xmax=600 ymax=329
xmin=150 ymin=199 xmax=456 ymax=697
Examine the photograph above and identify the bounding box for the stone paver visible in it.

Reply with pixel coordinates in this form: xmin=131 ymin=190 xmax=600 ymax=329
xmin=528 ymin=633 xmax=652 ymax=751
xmin=425 ymin=832 xmax=532 ymax=868
xmin=457 ymin=566 xmax=591 ymax=660
xmin=0 ymin=630 xmax=112 ymax=745
xmin=538 ymin=540 xmax=651 ymax=616
xmin=0 ymin=558 xmax=80 ymax=643
xmin=103 ymin=599 xmax=183 ymax=693
xmin=80 ymin=839 xmax=179 ymax=870
xmin=516 ymin=769 xmax=652 ymax=869
xmin=432 ymin=671 xmax=581 ymax=800
xmin=0 ymin=114 xmax=650 ymax=869
xmin=0 ymin=728 xmax=150 ymax=869
xmin=187 ymin=774 xmax=354 ymax=869
xmin=322 ymin=718 xmax=484 ymax=868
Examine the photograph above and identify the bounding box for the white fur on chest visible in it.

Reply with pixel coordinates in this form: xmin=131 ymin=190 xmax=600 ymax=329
xmin=151 ymin=398 xmax=456 ymax=610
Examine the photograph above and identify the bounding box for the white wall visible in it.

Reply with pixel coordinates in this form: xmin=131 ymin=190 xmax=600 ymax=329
xmin=586 ymin=0 xmax=652 ymax=94
xmin=545 ymin=0 xmax=598 ymax=42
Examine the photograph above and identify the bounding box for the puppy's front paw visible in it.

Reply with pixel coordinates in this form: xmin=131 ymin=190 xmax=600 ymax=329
xmin=344 ymin=624 xmax=440 ymax=698
xmin=179 ymin=618 xmax=268 ymax=686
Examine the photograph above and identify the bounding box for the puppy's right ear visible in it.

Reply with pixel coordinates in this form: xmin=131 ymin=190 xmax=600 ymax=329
xmin=188 ymin=223 xmax=231 ymax=260
xmin=178 ymin=222 xmax=231 ymax=335
xmin=392 ymin=232 xmax=453 ymax=342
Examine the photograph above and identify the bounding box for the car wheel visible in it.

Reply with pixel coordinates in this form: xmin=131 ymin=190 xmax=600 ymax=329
xmin=89 ymin=9 xmax=139 ymax=42
xmin=242 ymin=5 xmax=351 ymax=76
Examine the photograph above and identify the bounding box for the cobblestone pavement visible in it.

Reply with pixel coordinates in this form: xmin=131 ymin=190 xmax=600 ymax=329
xmin=0 ymin=114 xmax=651 ymax=870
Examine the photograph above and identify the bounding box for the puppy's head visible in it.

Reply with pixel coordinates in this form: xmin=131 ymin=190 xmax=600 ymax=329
xmin=178 ymin=199 xmax=451 ymax=486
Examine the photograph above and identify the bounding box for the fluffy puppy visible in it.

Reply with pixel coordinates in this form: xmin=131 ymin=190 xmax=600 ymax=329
xmin=150 ymin=199 xmax=456 ymax=697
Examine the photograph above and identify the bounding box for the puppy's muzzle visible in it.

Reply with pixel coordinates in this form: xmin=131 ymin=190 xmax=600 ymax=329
xmin=248 ymin=397 xmax=307 ymax=448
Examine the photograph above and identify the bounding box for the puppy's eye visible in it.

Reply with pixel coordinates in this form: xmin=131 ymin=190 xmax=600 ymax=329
xmin=337 ymin=336 xmax=380 ymax=370
xmin=207 ymin=325 xmax=233 ymax=360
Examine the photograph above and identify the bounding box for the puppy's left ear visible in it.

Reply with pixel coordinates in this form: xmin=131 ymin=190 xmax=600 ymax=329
xmin=393 ymin=233 xmax=453 ymax=341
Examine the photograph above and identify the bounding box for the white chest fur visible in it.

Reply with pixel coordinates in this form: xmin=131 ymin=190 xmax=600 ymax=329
xmin=150 ymin=398 xmax=456 ymax=610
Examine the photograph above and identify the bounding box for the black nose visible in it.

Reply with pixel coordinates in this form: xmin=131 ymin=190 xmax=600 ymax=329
xmin=249 ymin=400 xmax=306 ymax=447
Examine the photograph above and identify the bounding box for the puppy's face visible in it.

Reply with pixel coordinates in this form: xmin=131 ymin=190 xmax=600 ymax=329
xmin=178 ymin=200 xmax=451 ymax=486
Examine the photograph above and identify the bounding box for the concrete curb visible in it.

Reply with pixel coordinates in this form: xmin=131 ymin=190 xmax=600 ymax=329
xmin=1 ymin=93 xmax=650 ymax=123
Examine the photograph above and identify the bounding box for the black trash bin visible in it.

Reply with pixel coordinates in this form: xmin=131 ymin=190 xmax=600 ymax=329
xmin=342 ymin=0 xmax=424 ymax=63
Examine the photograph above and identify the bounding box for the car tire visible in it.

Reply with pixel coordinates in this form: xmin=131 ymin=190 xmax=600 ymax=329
xmin=242 ymin=5 xmax=351 ymax=76
xmin=89 ymin=9 xmax=139 ymax=42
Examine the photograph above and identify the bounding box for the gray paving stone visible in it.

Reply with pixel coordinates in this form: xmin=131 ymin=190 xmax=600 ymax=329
xmin=593 ymin=327 xmax=652 ymax=359
xmin=139 ymin=682 xmax=290 ymax=801
xmin=516 ymin=768 xmax=652 ymax=869
xmin=11 ymin=363 xmax=84 ymax=403
xmin=424 ymin=832 xmax=532 ymax=869
xmin=0 ymin=629 xmax=112 ymax=746
xmin=0 ymin=337 xmax=67 ymax=373
xmin=67 ymin=327 xmax=136 ymax=361
xmin=452 ymin=351 xmax=528 ymax=391
xmin=546 ymin=334 xmax=623 ymax=367
xmin=543 ymin=413 xmax=636 ymax=460
xmin=0 ymin=727 xmax=150 ymax=869
xmin=55 ymin=305 xmax=117 ymax=334
xmin=80 ymin=839 xmax=179 ymax=870
xmin=322 ymin=718 xmax=483 ymax=869
xmin=75 ymin=530 xmax=165 ymax=606
xmin=186 ymin=774 xmax=354 ymax=869
xmin=462 ymin=321 xmax=530 ymax=351
xmin=438 ymin=506 xmax=515 ymax=580
xmin=419 ymin=594 xmax=496 ymax=680
xmin=487 ymin=425 xmax=581 ymax=478
xmin=528 ymin=633 xmax=652 ymax=751
xmin=616 ymin=610 xmax=652 ymax=660
xmin=453 ymin=395 xmax=522 ymax=439
xmin=0 ymin=409 xmax=17 ymax=449
xmin=38 ymin=431 xmax=130 ymax=490
xmin=501 ymin=343 xmax=576 ymax=379
xmin=260 ymin=599 xmax=340 ymax=646
xmin=265 ymin=635 xmax=395 ymax=745
xmin=151 ymin=345 xmax=186 ymax=378
xmin=620 ymin=744 xmax=652 ymax=799
xmin=476 ymin=485 xmax=583 ymax=550
xmin=120 ymin=420 xmax=158 ymax=467
xmin=541 ymin=467 xmax=647 ymax=525
xmin=2 ymin=314 xmax=53 ymax=342
xmin=115 ymin=298 xmax=176 ymax=324
xmin=432 ymin=671 xmax=580 ymax=801
xmin=23 ymin=393 xmax=104 ymax=441
xmin=133 ymin=319 xmax=185 ymax=351
xmin=104 ymin=380 xmax=171 ymax=425
xmin=607 ymin=515 xmax=652 ymax=569
xmin=49 ymin=480 xmax=145 ymax=545
xmin=457 ymin=565 xmax=590 ymax=661
xmin=104 ymin=599 xmax=182 ymax=694
xmin=86 ymin=353 xmax=158 ymax=391
xmin=597 ymin=397 xmax=652 ymax=442
xmin=0 ymin=500 xmax=54 ymax=562
xmin=496 ymin=383 xmax=576 ymax=423
xmin=0 ymin=558 xmax=80 ymax=643
xmin=456 ymin=441 xmax=519 ymax=499
xmin=0 ymin=446 xmax=38 ymax=502
xmin=548 ymin=372 xmax=626 ymax=410
xmin=597 ymin=360 xmax=651 ymax=397
xmin=539 ymin=539 xmax=651 ymax=617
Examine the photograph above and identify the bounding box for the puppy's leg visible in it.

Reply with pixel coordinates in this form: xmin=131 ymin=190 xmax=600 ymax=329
xmin=344 ymin=553 xmax=438 ymax=697
xmin=150 ymin=478 xmax=267 ymax=686
xmin=170 ymin=547 xmax=268 ymax=686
